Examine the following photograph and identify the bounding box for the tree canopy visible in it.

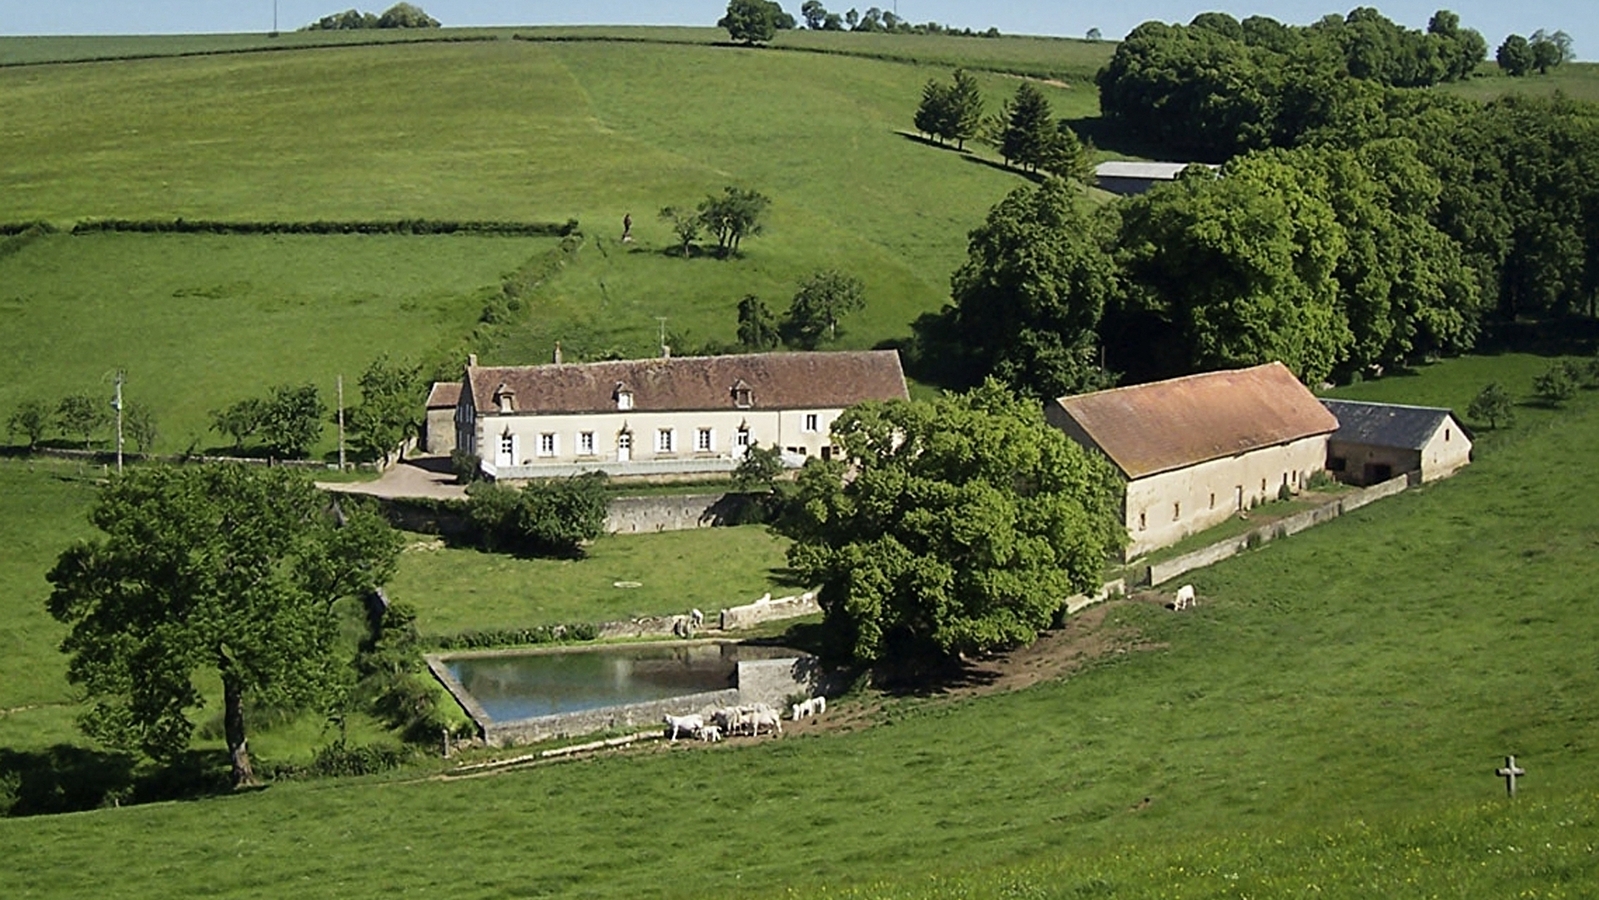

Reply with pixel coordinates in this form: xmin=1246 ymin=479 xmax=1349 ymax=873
xmin=782 ymin=269 xmax=866 ymax=349
xmin=347 ymin=355 xmax=423 ymax=464
xmin=718 ymin=0 xmax=792 ymax=44
xmin=778 ymin=384 xmax=1123 ymax=667
xmin=46 ymin=465 xmax=402 ymax=787
xmin=697 ymin=186 xmax=772 ymax=257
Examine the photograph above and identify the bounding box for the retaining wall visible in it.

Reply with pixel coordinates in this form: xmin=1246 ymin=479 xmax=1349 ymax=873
xmin=719 ymin=592 xmax=821 ymax=630
xmin=1143 ymin=475 xmax=1410 ymax=586
xmin=604 ymin=493 xmax=757 ymax=534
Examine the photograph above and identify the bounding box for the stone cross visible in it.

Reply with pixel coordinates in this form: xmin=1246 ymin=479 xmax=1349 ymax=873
xmin=1496 ymin=755 xmax=1525 ymax=797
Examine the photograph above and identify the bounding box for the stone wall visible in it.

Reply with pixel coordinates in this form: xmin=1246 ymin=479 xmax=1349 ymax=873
xmin=483 ymin=688 xmax=741 ymax=747
xmin=719 ymin=592 xmax=821 ymax=630
xmin=736 ymin=656 xmax=823 ymax=709
xmin=603 ymin=492 xmax=756 ymax=534
xmin=1143 ymin=474 xmax=1410 ymax=586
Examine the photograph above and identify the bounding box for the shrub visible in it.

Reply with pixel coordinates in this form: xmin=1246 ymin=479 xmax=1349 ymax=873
xmin=1277 ymin=482 xmax=1293 ymax=502
xmin=450 ymin=450 xmax=483 ymax=483
xmin=1305 ymin=469 xmax=1338 ymax=490
xmin=465 ymin=473 xmax=609 ymax=558
xmin=1533 ymin=363 xmax=1579 ymax=407
xmin=1467 ymin=381 xmax=1515 ymax=428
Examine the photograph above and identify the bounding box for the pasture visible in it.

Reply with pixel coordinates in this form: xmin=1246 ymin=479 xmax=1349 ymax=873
xmin=1441 ymin=62 xmax=1599 ymax=103
xmin=2 ymin=352 xmax=1597 ymax=897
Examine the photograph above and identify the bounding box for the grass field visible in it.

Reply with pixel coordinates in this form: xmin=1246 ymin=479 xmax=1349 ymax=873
xmin=0 ymin=232 xmax=548 ymax=455
xmin=2 ymin=352 xmax=1597 ymax=897
xmin=389 ymin=526 xmax=794 ymax=636
xmin=1440 ymin=62 xmax=1599 ymax=103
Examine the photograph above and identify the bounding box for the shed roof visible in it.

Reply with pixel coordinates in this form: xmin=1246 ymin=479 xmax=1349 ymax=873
xmin=464 ymin=350 xmax=908 ymax=415
xmin=1051 ymin=362 xmax=1338 ymax=479
xmin=1094 ymin=160 xmax=1218 ymax=181
xmin=425 ymin=382 xmax=461 ymax=409
xmin=1321 ymin=399 xmax=1463 ymax=451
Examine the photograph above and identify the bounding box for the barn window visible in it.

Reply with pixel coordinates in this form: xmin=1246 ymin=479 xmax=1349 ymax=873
xmin=1209 ymin=492 xmax=1215 ymax=509
xmin=656 ymin=428 xmax=676 ymax=453
xmin=578 ymin=431 xmax=595 ymax=455
xmin=1138 ymin=512 xmax=1146 ymax=531
xmin=538 ymin=433 xmax=556 ymax=457
xmin=695 ymin=428 xmax=713 ymax=452
xmin=1173 ymin=502 xmax=1180 ymax=521
xmin=1445 ymin=428 xmax=1451 ymax=442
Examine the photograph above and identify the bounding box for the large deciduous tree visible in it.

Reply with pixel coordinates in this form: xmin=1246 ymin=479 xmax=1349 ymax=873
xmin=46 ymin=465 xmax=402 ymax=787
xmin=698 ymin=186 xmax=771 ymax=257
xmin=946 ymin=177 xmax=1118 ymax=398
xmin=782 ymin=269 xmax=866 ymax=348
xmin=736 ymin=294 xmax=781 ymax=351
xmin=719 ymin=0 xmax=787 ymax=44
xmin=57 ymin=393 xmax=110 ymax=450
xmin=779 ymin=383 xmax=1123 ymax=666
xmin=348 ymin=355 xmax=423 ymax=465
xmin=6 ymin=399 xmax=52 ymax=450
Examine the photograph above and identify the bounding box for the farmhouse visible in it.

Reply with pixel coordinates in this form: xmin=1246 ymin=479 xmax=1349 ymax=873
xmin=422 ymin=381 xmax=461 ymax=455
xmin=1093 ymin=160 xmax=1221 ymax=196
xmin=455 ymin=350 xmax=909 ymax=480
xmin=1321 ymin=399 xmax=1472 ymax=486
xmin=1046 ymin=362 xmax=1339 ymax=559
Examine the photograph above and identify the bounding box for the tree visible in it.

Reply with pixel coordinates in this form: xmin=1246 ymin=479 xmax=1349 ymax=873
xmin=719 ymin=0 xmax=782 ymax=45
xmin=783 ymin=269 xmax=866 ymax=349
xmin=124 ymin=401 xmax=158 ymax=454
xmin=376 ymin=3 xmax=439 ymax=27
xmin=46 ymin=464 xmax=403 ymax=787
xmin=913 ymin=78 xmax=954 ymax=144
xmin=1529 ymin=30 xmax=1569 ymax=74
xmin=1533 ymin=362 xmax=1579 ymax=406
xmin=658 ymin=205 xmax=702 ymax=257
xmin=947 ymin=69 xmax=985 ymax=150
xmin=777 ymin=383 xmax=1123 ymax=666
xmin=844 ymin=8 xmax=858 ymax=29
xmin=1467 ymin=381 xmax=1515 ymax=428
xmin=348 ymin=356 xmax=423 ymax=464
xmin=1497 ymin=34 xmax=1533 ymax=76
xmin=947 ymin=177 xmax=1118 ymax=398
xmin=57 ymin=394 xmax=110 ymax=450
xmin=1000 ymin=82 xmax=1057 ymax=172
xmin=465 ymin=473 xmax=609 ymax=557
xmin=1039 ymin=121 xmax=1093 ymax=182
xmin=1086 ymin=28 xmax=1102 ymax=42
xmin=210 ymin=397 xmax=266 ymax=453
xmin=800 ymin=0 xmax=827 ymax=30
xmin=260 ymin=383 xmax=326 ymax=459
xmin=697 ymin=186 xmax=771 ymax=257
xmin=6 ymin=399 xmax=51 ymax=450
xmin=732 ymin=439 xmax=784 ymax=493
xmin=736 ymin=294 xmax=781 ymax=350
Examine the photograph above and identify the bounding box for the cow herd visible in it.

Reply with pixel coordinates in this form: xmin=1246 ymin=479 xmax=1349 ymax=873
xmin=663 ymin=697 xmax=826 ymax=743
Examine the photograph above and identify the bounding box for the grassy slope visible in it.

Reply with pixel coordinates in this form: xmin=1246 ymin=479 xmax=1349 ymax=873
xmin=1439 ymin=62 xmax=1599 ymax=104
xmin=2 ymin=354 xmax=1596 ymax=897
xmin=389 ymin=526 xmax=793 ymax=636
xmin=0 ymin=233 xmax=546 ymax=454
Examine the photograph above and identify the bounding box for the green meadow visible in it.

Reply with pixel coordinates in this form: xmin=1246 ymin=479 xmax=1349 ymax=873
xmin=1441 ymin=62 xmax=1599 ymax=104
xmin=2 ymin=353 xmax=1598 ymax=897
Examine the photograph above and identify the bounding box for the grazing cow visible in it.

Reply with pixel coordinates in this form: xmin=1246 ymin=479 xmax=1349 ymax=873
xmin=749 ymin=708 xmax=783 ymax=736
xmin=698 ymin=724 xmax=722 ymax=742
xmin=813 ymin=695 xmax=825 ymax=715
xmin=690 ymin=608 xmax=704 ymax=629
xmin=791 ymin=702 xmax=806 ymax=721
xmin=1174 ymin=584 xmax=1195 ymax=611
xmin=663 ymin=713 xmax=704 ymax=741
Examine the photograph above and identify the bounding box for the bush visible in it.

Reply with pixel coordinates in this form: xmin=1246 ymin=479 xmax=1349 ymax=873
xmin=428 ymin=622 xmax=599 ymax=650
xmin=465 ymin=473 xmax=609 ymax=557
xmin=1305 ymin=469 xmax=1338 ymax=490
xmin=1467 ymin=381 xmax=1515 ymax=428
xmin=450 ymin=450 xmax=483 ymax=484
xmin=1277 ymin=482 xmax=1293 ymax=502
xmin=1533 ymin=363 xmax=1579 ymax=407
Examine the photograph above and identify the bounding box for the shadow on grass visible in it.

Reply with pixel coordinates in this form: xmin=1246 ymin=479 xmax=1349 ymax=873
xmin=0 ymin=746 xmax=231 ymax=817
xmin=1476 ymin=315 xmax=1599 ymax=357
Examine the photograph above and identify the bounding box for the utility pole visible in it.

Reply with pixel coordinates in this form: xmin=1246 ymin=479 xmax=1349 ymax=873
xmin=111 ymin=370 xmax=125 ymax=475
xmin=337 ymin=375 xmax=347 ymax=470
xmin=272 ymin=0 xmax=279 ymax=35
xmin=656 ymin=317 xmax=669 ymax=358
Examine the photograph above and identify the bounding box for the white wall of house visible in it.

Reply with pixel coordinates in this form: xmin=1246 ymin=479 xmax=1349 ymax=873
xmin=1123 ymin=434 xmax=1330 ymax=559
xmin=1418 ymin=417 xmax=1472 ymax=482
xmin=464 ymin=406 xmax=844 ymax=477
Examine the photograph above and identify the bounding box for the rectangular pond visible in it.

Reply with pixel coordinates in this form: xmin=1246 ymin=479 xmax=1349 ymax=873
xmin=442 ymin=642 xmax=800 ymax=723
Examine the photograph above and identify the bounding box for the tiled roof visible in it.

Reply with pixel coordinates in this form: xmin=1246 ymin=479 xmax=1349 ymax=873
xmin=1051 ymin=362 xmax=1339 ymax=479
xmin=1322 ymin=399 xmax=1460 ymax=451
xmin=464 ymin=350 xmax=908 ymax=415
xmin=425 ymin=382 xmax=461 ymax=409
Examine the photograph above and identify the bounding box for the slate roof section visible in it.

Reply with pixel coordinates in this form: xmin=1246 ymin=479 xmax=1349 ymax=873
xmin=464 ymin=350 xmax=909 ymax=415
xmin=425 ymin=382 xmax=461 ymax=409
xmin=1321 ymin=399 xmax=1460 ymax=450
xmin=1053 ymin=362 xmax=1339 ymax=479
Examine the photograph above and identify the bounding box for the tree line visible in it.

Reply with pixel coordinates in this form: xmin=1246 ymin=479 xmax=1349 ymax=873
xmin=303 ymin=3 xmax=439 ymax=31
xmin=913 ymin=72 xmax=1092 ymax=180
xmin=720 ymin=0 xmax=1000 ymax=44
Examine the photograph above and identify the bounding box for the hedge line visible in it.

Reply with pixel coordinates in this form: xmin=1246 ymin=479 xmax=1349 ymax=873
xmin=0 ymin=33 xmax=500 ymax=71
xmin=0 ymin=223 xmax=59 ymax=261
xmin=428 ymin=621 xmax=601 ymax=651
xmin=67 ymin=217 xmax=579 ymax=237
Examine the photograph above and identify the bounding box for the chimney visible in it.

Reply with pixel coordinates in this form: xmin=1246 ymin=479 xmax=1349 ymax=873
xmin=467 ymin=353 xmax=478 ymax=367
xmin=554 ymin=342 xmax=562 ymax=365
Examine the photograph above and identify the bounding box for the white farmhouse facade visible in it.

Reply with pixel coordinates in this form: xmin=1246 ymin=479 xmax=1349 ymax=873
xmin=455 ymin=350 xmax=909 ymax=480
xmin=1046 ymin=362 xmax=1340 ymax=560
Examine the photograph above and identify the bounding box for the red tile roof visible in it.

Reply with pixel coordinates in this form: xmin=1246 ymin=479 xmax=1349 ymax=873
xmin=1050 ymin=362 xmax=1338 ymax=479
xmin=464 ymin=350 xmax=908 ymax=415
xmin=425 ymin=382 xmax=461 ymax=409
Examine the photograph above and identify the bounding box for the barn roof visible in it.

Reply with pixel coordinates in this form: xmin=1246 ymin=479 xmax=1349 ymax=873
xmin=1321 ymin=399 xmax=1463 ymax=451
xmin=425 ymin=382 xmax=461 ymax=409
xmin=1094 ymin=160 xmax=1218 ymax=181
xmin=1051 ymin=362 xmax=1338 ymax=479
xmin=463 ymin=350 xmax=908 ymax=415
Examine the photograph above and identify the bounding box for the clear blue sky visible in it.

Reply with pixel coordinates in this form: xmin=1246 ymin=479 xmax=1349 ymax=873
xmin=2 ymin=1 xmax=1593 ymax=59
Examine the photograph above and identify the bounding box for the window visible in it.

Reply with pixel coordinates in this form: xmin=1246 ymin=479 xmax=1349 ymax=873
xmin=657 ymin=428 xmax=676 ymax=453
xmin=1261 ymin=478 xmax=1267 ymax=492
xmin=803 ymin=413 xmax=819 ymax=433
xmin=538 ymin=433 xmax=556 ymax=457
xmin=732 ymin=381 xmax=753 ymax=409
xmin=1445 ymin=428 xmax=1451 ymax=442
xmin=696 ymin=428 xmax=713 ymax=452
xmin=499 ymin=434 xmax=513 ymax=457
xmin=1138 ymin=512 xmax=1147 ymax=531
xmin=1173 ymin=502 xmax=1181 ymax=521
xmin=735 ymin=427 xmax=751 ymax=451
xmin=617 ymin=391 xmax=633 ymax=411
xmin=1209 ymin=492 xmax=1215 ymax=509
xmin=578 ymin=431 xmax=595 ymax=455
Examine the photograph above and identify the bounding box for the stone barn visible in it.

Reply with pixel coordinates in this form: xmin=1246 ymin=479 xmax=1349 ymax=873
xmin=423 ymin=381 xmax=460 ymax=456
xmin=1046 ymin=363 xmax=1339 ymax=560
xmin=1321 ymin=399 xmax=1472 ymax=486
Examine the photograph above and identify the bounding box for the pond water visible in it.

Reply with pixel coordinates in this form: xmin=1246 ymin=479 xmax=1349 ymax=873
xmin=445 ymin=643 xmax=795 ymax=723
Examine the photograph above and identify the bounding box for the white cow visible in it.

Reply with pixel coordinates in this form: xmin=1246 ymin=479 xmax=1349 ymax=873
xmin=698 ymin=724 xmax=722 ymax=742
xmin=663 ymin=713 xmax=704 ymax=741
xmin=1174 ymin=584 xmax=1195 ymax=611
xmin=791 ymin=702 xmax=806 ymax=721
xmin=749 ymin=708 xmax=783 ymax=736
xmin=690 ymin=608 xmax=704 ymax=628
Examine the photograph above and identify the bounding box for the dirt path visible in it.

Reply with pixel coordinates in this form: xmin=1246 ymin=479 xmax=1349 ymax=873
xmin=319 ymin=456 xmax=465 ymax=501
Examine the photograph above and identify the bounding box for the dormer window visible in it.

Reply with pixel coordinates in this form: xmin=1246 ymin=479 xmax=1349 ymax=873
xmin=614 ymin=382 xmax=633 ymax=411
xmin=492 ymin=383 xmax=516 ymax=413
xmin=731 ymin=379 xmax=753 ymax=409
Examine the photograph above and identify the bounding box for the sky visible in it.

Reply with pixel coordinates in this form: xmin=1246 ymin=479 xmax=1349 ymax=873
xmin=1 ymin=1 xmax=1594 ymax=59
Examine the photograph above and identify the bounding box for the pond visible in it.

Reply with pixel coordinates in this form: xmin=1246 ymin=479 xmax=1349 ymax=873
xmin=443 ymin=642 xmax=798 ymax=723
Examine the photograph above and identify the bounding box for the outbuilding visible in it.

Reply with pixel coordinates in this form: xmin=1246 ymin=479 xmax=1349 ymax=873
xmin=1320 ymin=399 xmax=1472 ymax=486
xmin=422 ymin=381 xmax=461 ymax=455
xmin=1046 ymin=362 xmax=1339 ymax=559
xmin=1094 ymin=160 xmax=1220 ymax=196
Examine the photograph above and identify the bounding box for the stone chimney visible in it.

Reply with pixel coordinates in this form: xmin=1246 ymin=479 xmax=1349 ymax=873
xmin=467 ymin=353 xmax=478 ymax=367
xmin=554 ymin=342 xmax=562 ymax=365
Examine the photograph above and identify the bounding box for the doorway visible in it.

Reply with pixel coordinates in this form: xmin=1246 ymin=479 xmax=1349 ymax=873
xmin=617 ymin=431 xmax=632 ymax=462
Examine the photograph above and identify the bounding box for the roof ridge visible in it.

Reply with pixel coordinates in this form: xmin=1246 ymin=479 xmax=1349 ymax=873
xmin=1322 ymin=398 xmax=1453 ymax=413
xmin=1056 ymin=361 xmax=1286 ymax=405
